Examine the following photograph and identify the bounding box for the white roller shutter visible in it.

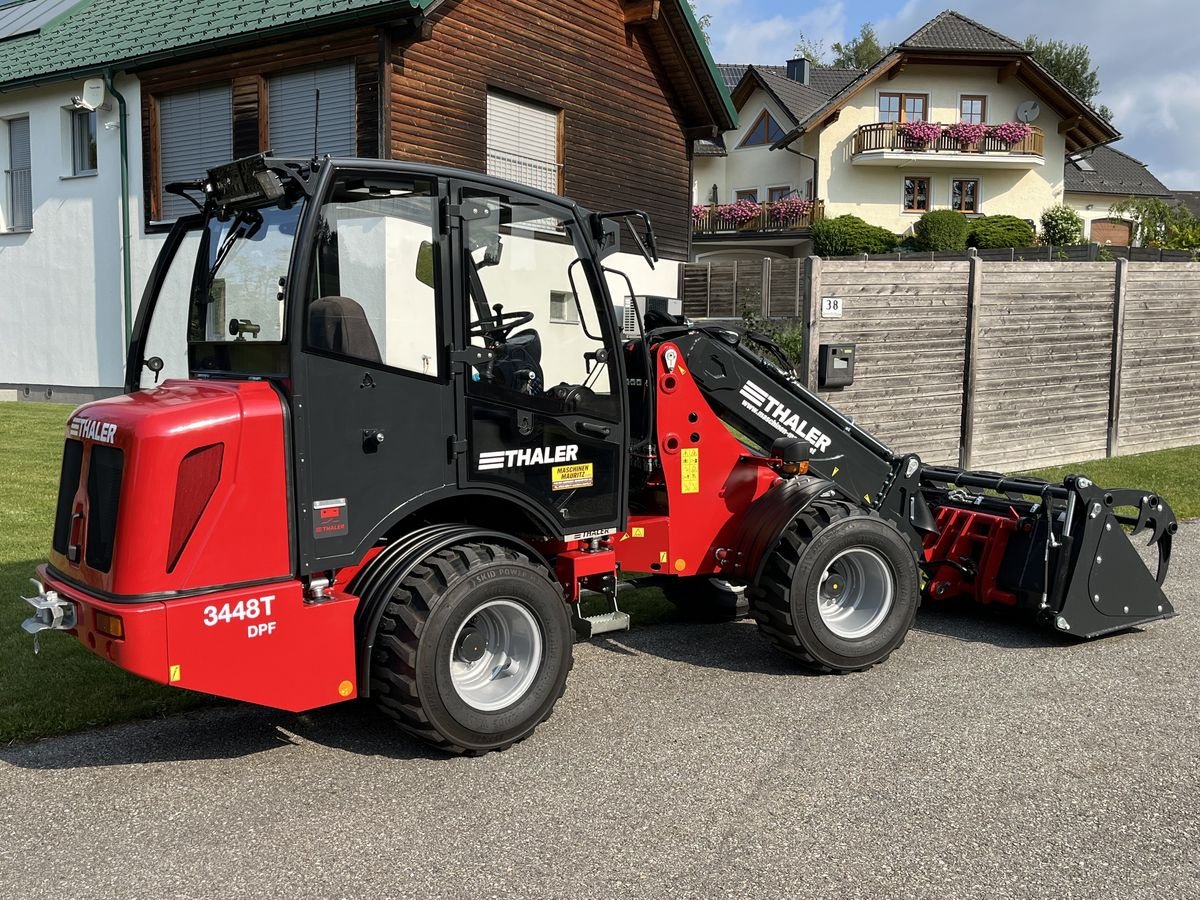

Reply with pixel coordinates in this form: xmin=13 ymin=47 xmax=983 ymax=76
xmin=486 ymin=91 xmax=560 ymax=193
xmin=269 ymin=63 xmax=356 ymax=160
xmin=159 ymin=85 xmax=233 ymax=221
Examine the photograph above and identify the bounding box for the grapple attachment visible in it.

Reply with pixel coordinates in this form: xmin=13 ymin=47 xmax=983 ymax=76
xmin=919 ymin=468 xmax=1177 ymax=638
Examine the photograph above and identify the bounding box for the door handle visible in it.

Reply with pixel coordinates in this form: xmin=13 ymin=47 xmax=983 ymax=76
xmin=576 ymin=422 xmax=611 ymax=439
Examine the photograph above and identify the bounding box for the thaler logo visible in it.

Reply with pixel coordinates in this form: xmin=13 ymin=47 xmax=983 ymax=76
xmin=69 ymin=417 xmax=118 ymax=445
xmin=479 ymin=444 xmax=580 ymax=471
xmin=740 ymin=381 xmax=833 ymax=453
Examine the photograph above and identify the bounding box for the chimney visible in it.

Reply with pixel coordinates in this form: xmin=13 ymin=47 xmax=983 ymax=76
xmin=786 ymin=57 xmax=811 ymax=85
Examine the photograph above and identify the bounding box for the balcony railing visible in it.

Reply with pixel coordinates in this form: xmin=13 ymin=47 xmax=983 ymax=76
xmin=692 ymin=199 xmax=825 ymax=237
xmin=853 ymin=123 xmax=1045 ymax=159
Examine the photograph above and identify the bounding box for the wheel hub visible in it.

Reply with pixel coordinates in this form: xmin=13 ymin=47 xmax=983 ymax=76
xmin=817 ymin=547 xmax=895 ymax=640
xmin=448 ymin=599 xmax=544 ymax=712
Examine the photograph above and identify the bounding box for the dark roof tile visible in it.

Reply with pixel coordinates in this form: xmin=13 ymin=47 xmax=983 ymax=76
xmin=1064 ymin=145 xmax=1172 ymax=198
xmin=899 ymin=10 xmax=1024 ymax=53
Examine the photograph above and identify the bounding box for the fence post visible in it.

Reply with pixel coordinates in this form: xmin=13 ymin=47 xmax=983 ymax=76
xmin=1107 ymin=257 xmax=1129 ymax=458
xmin=706 ymin=262 xmax=712 ymax=318
xmin=724 ymin=259 xmax=734 ymax=319
xmin=960 ymin=254 xmax=983 ymax=469
xmin=801 ymin=256 xmax=822 ymax=388
xmin=762 ymin=257 xmax=772 ymax=317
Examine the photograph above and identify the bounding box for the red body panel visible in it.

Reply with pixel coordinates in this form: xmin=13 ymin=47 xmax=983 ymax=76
xmin=39 ymin=565 xmax=359 ymax=712
xmin=616 ymin=342 xmax=781 ymax=578
xmin=50 ymin=380 xmax=291 ymax=596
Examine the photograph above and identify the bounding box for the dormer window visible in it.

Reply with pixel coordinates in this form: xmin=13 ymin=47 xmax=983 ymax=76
xmin=738 ymin=110 xmax=786 ymax=148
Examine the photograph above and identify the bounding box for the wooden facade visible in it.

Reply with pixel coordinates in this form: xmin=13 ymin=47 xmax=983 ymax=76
xmin=134 ymin=0 xmax=728 ymax=259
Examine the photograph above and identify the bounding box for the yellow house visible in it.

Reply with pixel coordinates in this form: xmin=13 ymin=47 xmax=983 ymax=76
xmin=693 ymin=11 xmax=1118 ymax=260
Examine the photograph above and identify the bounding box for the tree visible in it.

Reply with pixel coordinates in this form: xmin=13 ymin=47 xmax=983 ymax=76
xmin=793 ymin=32 xmax=827 ymax=64
xmin=830 ymin=23 xmax=891 ymax=69
xmin=1023 ymin=35 xmax=1113 ymax=121
xmin=688 ymin=2 xmax=711 ymax=43
xmin=1040 ymin=204 xmax=1085 ymax=246
xmin=1109 ymin=197 xmax=1200 ymax=249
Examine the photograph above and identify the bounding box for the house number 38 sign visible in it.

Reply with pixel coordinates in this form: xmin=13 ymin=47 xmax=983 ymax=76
xmin=821 ymin=297 xmax=844 ymax=318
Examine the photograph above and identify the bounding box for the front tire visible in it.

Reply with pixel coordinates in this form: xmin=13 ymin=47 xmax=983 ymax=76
xmin=750 ymin=500 xmax=920 ymax=672
xmin=370 ymin=542 xmax=573 ymax=754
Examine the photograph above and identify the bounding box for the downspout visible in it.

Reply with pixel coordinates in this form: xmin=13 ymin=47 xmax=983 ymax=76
xmin=103 ymin=70 xmax=133 ymax=355
xmin=782 ymin=141 xmax=818 ymax=204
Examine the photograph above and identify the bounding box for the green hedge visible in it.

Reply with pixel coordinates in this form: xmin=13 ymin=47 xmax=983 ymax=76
xmin=913 ymin=209 xmax=971 ymax=252
xmin=813 ymin=215 xmax=900 ymax=256
xmin=967 ymin=215 xmax=1035 ymax=249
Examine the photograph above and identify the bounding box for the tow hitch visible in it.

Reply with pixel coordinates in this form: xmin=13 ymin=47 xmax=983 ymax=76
xmin=21 ymin=578 xmax=77 ymax=651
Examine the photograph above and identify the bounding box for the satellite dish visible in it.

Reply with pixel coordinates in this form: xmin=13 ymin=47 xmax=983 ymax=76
xmin=74 ymin=78 xmax=108 ymax=112
xmin=1016 ymin=100 xmax=1041 ymax=123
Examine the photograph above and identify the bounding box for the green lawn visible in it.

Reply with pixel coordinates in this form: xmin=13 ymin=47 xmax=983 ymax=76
xmin=1 ymin=400 xmax=1196 ymax=744
xmin=0 ymin=403 xmax=206 ymax=745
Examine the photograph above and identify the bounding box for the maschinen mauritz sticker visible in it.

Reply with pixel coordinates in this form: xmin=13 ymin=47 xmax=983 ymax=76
xmin=552 ymin=462 xmax=594 ymax=491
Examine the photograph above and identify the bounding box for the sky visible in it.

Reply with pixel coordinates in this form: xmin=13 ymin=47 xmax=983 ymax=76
xmin=692 ymin=0 xmax=1200 ymax=188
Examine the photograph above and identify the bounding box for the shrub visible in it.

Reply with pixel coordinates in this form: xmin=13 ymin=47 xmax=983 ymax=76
xmin=1040 ymin=204 xmax=1085 ymax=246
xmin=968 ymin=214 xmax=1035 ymax=249
xmin=812 ymin=215 xmax=900 ymax=257
xmin=770 ymin=196 xmax=814 ymax=223
xmin=988 ymin=121 xmax=1033 ymax=145
xmin=716 ymin=199 xmax=762 ymax=226
xmin=945 ymin=121 xmax=987 ymax=145
xmin=900 ymin=120 xmax=942 ymax=144
xmin=913 ymin=209 xmax=971 ymax=252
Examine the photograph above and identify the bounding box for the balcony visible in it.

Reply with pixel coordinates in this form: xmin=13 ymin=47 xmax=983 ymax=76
xmin=852 ymin=123 xmax=1045 ymax=168
xmin=692 ymin=199 xmax=825 ymax=238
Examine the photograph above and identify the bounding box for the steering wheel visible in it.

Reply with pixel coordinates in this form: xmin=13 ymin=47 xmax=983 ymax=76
xmin=469 ymin=309 xmax=534 ymax=341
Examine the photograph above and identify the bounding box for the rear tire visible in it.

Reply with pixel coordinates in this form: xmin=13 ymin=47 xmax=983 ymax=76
xmin=370 ymin=542 xmax=573 ymax=754
xmin=750 ymin=500 xmax=919 ymax=672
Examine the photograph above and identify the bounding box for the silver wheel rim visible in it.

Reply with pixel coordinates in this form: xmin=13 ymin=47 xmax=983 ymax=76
xmin=817 ymin=547 xmax=895 ymax=639
xmin=449 ymin=599 xmax=543 ymax=711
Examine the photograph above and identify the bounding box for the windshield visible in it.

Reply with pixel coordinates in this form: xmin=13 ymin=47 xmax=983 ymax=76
xmin=189 ymin=203 xmax=302 ymax=344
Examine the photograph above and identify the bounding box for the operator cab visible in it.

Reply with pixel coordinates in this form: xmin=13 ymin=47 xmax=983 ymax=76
xmin=131 ymin=154 xmax=641 ymax=574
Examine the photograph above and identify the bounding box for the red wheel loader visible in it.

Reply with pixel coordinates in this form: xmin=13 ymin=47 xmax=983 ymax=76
xmin=20 ymin=155 xmax=1178 ymax=753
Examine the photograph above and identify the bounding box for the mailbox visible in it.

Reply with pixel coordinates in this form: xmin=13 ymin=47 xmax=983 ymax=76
xmin=818 ymin=343 xmax=856 ymax=388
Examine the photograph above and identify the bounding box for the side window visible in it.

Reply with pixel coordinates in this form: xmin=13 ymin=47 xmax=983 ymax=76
xmin=306 ymin=176 xmax=442 ymax=378
xmin=140 ymin=228 xmax=203 ymax=388
xmin=462 ymin=191 xmax=617 ymax=420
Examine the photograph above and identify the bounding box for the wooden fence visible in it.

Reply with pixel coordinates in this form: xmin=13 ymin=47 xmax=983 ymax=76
xmin=679 ymin=257 xmax=1200 ymax=470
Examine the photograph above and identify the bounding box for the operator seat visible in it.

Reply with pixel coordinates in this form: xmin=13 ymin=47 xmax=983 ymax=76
xmin=491 ymin=328 xmax=544 ymax=395
xmin=309 ymin=296 xmax=382 ymax=364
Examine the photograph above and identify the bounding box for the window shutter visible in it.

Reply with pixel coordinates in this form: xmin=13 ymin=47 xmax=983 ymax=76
xmin=6 ymin=117 xmax=32 ymax=230
xmin=268 ymin=63 xmax=356 ymax=160
xmin=486 ymin=92 xmax=560 ymax=193
xmin=159 ymin=85 xmax=233 ymax=220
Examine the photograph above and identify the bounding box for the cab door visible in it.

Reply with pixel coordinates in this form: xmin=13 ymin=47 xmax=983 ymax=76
xmin=448 ymin=182 xmax=628 ymax=537
xmin=293 ymin=170 xmax=456 ymax=571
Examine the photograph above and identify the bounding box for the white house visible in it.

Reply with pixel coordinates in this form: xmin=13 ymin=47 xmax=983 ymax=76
xmin=692 ymin=11 xmax=1120 ymax=261
xmin=0 ymin=0 xmax=730 ymax=402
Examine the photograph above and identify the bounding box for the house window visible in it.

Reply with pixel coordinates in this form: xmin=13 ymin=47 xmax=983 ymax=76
xmin=803 ymin=178 xmax=814 ymax=199
xmin=738 ymin=109 xmax=786 ymax=148
xmin=268 ymin=63 xmax=356 ymax=158
xmin=486 ymin=91 xmax=561 ymax=194
xmin=71 ymin=109 xmax=98 ymax=176
xmin=952 ymin=178 xmax=980 ymax=213
xmin=880 ymin=92 xmax=928 ymax=123
xmin=550 ymin=290 xmax=578 ymax=324
xmin=903 ymin=176 xmax=930 ymax=212
xmin=4 ymin=117 xmax=32 ymax=231
xmin=736 ymin=189 xmax=759 ymax=203
xmin=960 ymin=95 xmax=987 ymax=125
xmin=157 ymin=84 xmax=233 ymax=221
xmin=768 ymin=186 xmax=792 ymax=203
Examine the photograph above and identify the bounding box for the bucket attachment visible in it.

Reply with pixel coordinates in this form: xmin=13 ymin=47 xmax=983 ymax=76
xmin=919 ymin=469 xmax=1177 ymax=638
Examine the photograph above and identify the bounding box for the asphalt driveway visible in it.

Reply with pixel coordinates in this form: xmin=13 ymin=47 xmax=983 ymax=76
xmin=2 ymin=525 xmax=1197 ymax=899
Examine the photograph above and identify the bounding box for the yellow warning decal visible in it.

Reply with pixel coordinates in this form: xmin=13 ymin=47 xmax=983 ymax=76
xmin=169 ymin=665 xmax=181 ymax=683
xmin=632 ymin=527 xmax=645 ymax=538
xmin=832 ymin=466 xmax=840 ymax=477
xmin=552 ymin=462 xmax=594 ymax=491
xmin=659 ymin=551 xmax=669 ymax=564
xmin=677 ymin=364 xmax=688 ymax=375
xmin=681 ymin=448 xmax=700 ymax=494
